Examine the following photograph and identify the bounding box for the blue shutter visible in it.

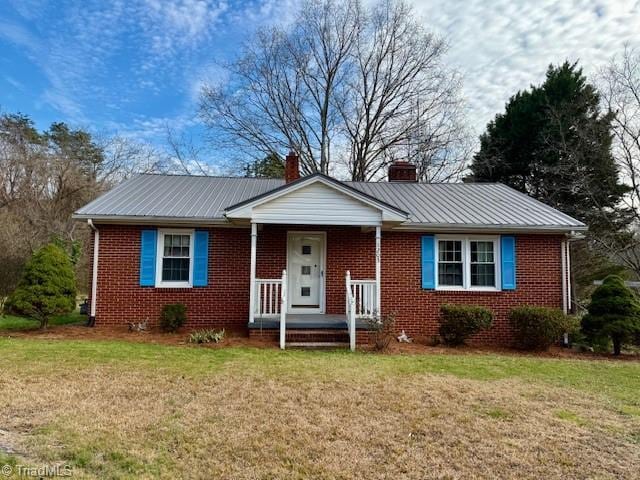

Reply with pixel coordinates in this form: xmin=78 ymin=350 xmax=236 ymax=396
xmin=140 ymin=230 xmax=157 ymax=287
xmin=501 ymin=235 xmax=516 ymax=290
xmin=193 ymin=230 xmax=209 ymax=287
xmin=421 ymin=235 xmax=436 ymax=289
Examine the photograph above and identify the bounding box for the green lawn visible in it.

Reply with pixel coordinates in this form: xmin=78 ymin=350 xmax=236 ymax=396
xmin=0 ymin=339 xmax=638 ymax=479
xmin=0 ymin=311 xmax=84 ymax=330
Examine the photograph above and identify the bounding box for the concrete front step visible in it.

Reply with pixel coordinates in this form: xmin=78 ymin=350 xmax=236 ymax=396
xmin=285 ymin=329 xmax=349 ymax=344
xmin=286 ymin=342 xmax=350 ymax=348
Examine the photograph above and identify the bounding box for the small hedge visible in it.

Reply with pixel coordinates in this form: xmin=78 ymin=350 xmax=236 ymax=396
xmin=509 ymin=306 xmax=576 ymax=350
xmin=160 ymin=303 xmax=187 ymax=332
xmin=439 ymin=304 xmax=493 ymax=346
xmin=189 ymin=328 xmax=225 ymax=344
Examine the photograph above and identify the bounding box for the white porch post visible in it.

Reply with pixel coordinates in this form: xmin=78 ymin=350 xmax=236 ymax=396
xmin=375 ymin=225 xmax=381 ymax=316
xmin=249 ymin=222 xmax=258 ymax=323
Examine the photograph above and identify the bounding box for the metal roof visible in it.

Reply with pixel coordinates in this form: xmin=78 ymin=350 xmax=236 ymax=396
xmin=74 ymin=174 xmax=586 ymax=231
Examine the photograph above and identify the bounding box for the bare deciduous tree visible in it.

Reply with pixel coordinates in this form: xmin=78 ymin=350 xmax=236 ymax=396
xmin=598 ymin=46 xmax=640 ymax=276
xmin=0 ymin=112 xmax=166 ymax=302
xmin=341 ymin=0 xmax=468 ymax=181
xmin=200 ymin=0 xmax=469 ymax=181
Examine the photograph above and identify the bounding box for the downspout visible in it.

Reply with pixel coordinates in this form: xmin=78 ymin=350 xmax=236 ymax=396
xmin=561 ymin=231 xmax=580 ymax=347
xmin=87 ymin=219 xmax=99 ymax=327
xmin=561 ymin=238 xmax=568 ymax=315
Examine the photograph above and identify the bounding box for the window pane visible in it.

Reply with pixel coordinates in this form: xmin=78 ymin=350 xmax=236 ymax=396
xmin=162 ymin=258 xmax=190 ymax=282
xmin=301 ymin=287 xmax=310 ymax=296
xmin=164 ymin=234 xmax=190 ymax=257
xmin=438 ymin=240 xmax=462 ymax=262
xmin=438 ymin=240 xmax=463 ymax=286
xmin=301 ymin=266 xmax=311 ymax=275
xmin=471 ymin=241 xmax=494 ymax=263
xmin=471 ymin=263 xmax=495 ymax=287
xmin=438 ymin=262 xmax=463 ymax=286
xmin=302 ymin=245 xmax=311 ymax=255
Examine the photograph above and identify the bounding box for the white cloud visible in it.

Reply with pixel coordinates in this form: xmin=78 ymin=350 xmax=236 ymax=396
xmin=409 ymin=0 xmax=640 ymax=135
xmin=0 ymin=19 xmax=40 ymax=50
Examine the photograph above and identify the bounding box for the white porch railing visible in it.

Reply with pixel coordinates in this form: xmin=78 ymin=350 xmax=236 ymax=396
xmin=348 ymin=278 xmax=377 ymax=319
xmin=345 ymin=271 xmax=356 ymax=352
xmin=279 ymin=270 xmax=287 ymax=350
xmin=346 ymin=272 xmax=377 ymax=351
xmin=254 ymin=271 xmax=288 ymax=349
xmin=255 ymin=278 xmax=283 ymax=318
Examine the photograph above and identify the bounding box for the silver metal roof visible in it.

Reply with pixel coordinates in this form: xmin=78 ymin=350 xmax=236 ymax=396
xmin=75 ymin=174 xmax=586 ymax=231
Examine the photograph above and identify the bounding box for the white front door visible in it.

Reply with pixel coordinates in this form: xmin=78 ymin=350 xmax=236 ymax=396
xmin=287 ymin=232 xmax=325 ymax=313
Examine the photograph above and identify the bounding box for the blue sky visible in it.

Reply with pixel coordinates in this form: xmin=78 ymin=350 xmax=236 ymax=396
xmin=1 ymin=0 xmax=639 ymax=169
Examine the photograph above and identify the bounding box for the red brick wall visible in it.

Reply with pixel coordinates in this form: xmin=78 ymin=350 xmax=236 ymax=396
xmin=90 ymin=225 xmax=250 ymax=330
xmin=380 ymin=232 xmax=563 ymax=344
xmin=90 ymin=224 xmax=563 ymax=345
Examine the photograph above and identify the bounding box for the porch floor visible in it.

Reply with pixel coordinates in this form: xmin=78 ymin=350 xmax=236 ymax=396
xmin=249 ymin=313 xmax=371 ymax=330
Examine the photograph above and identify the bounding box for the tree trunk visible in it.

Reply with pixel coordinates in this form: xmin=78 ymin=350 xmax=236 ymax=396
xmin=612 ymin=337 xmax=621 ymax=356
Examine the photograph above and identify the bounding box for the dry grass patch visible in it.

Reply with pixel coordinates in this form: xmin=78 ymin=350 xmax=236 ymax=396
xmin=0 ymin=340 xmax=639 ymax=479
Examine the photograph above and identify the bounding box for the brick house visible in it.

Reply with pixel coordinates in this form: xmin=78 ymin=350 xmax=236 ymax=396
xmin=74 ymin=153 xmax=586 ymax=349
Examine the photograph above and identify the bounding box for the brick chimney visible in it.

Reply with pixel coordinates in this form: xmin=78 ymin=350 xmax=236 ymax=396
xmin=388 ymin=161 xmax=417 ymax=182
xmin=285 ymin=151 xmax=300 ymax=183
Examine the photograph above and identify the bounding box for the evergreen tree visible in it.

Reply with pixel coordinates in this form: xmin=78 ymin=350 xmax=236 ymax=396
xmin=244 ymin=153 xmax=285 ymax=178
xmin=4 ymin=243 xmax=76 ymax=329
xmin=582 ymin=275 xmax=640 ymax=355
xmin=470 ymin=62 xmax=630 ymax=231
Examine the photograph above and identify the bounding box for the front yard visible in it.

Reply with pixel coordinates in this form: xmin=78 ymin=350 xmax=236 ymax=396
xmin=0 ymin=337 xmax=639 ymax=479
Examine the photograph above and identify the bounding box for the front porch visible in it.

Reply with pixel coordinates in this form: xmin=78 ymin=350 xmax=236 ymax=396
xmin=249 ymin=313 xmax=372 ymax=330
xmin=250 ymin=264 xmax=379 ymax=350
xmin=244 ymin=223 xmax=383 ymax=350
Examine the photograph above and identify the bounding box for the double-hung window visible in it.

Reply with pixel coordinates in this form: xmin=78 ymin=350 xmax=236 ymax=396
xmin=436 ymin=236 xmax=499 ymax=290
xmin=438 ymin=240 xmax=463 ymax=287
xmin=470 ymin=240 xmax=496 ymax=287
xmin=156 ymin=229 xmax=194 ymax=287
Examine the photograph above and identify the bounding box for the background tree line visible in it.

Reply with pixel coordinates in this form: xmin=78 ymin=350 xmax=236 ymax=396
xmin=0 ymin=113 xmax=164 ymax=307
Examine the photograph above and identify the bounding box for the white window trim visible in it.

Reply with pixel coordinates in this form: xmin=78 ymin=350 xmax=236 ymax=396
xmin=155 ymin=228 xmax=195 ymax=288
xmin=435 ymin=235 xmax=501 ymax=292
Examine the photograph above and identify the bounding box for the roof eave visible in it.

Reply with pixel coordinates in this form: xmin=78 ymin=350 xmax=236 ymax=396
xmin=391 ymin=222 xmax=588 ymax=234
xmin=72 ymin=213 xmax=231 ymax=226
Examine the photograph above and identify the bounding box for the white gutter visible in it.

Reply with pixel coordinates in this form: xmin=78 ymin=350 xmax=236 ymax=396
xmin=87 ymin=219 xmax=99 ymax=327
xmin=73 ymin=214 xmax=587 ymax=234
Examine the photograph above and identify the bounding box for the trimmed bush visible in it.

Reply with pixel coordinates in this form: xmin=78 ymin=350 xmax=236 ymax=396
xmin=439 ymin=305 xmax=493 ymax=346
xmin=160 ymin=304 xmax=187 ymax=332
xmin=582 ymin=275 xmax=640 ymax=355
xmin=509 ymin=306 xmax=575 ymax=350
xmin=4 ymin=243 xmax=76 ymax=329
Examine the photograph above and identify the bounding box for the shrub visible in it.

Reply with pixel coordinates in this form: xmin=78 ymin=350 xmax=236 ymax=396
xmin=4 ymin=243 xmax=76 ymax=329
xmin=439 ymin=305 xmax=493 ymax=346
xmin=582 ymin=275 xmax=640 ymax=355
xmin=159 ymin=304 xmax=187 ymax=332
xmin=188 ymin=328 xmax=225 ymax=344
xmin=509 ymin=306 xmax=576 ymax=350
xmin=365 ymin=313 xmax=396 ymax=351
